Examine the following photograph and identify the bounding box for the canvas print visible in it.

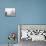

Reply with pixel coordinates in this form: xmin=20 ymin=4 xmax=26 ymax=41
xmin=5 ymin=8 xmax=16 ymax=16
